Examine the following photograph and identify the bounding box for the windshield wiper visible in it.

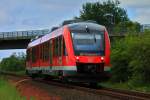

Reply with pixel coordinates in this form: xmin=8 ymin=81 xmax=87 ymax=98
xmin=94 ymin=34 xmax=96 ymax=42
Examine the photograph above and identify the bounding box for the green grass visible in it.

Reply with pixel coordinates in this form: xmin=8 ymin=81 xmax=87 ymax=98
xmin=0 ymin=77 xmax=26 ymax=100
xmin=100 ymin=81 xmax=150 ymax=93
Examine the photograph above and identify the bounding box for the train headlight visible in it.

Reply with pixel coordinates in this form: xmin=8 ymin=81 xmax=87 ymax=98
xmin=101 ymin=57 xmax=104 ymax=61
xmin=76 ymin=57 xmax=79 ymax=61
xmin=76 ymin=57 xmax=79 ymax=60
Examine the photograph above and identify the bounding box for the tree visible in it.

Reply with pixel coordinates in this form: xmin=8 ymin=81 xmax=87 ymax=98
xmin=78 ymin=0 xmax=129 ymax=26
xmin=77 ymin=0 xmax=141 ymax=34
xmin=0 ymin=52 xmax=26 ymax=72
xmin=114 ymin=21 xmax=141 ymax=34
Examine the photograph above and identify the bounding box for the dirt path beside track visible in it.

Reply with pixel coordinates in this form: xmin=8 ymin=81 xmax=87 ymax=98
xmin=7 ymin=76 xmax=61 ymax=100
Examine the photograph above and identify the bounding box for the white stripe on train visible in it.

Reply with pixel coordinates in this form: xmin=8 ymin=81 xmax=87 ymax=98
xmin=26 ymin=66 xmax=110 ymax=71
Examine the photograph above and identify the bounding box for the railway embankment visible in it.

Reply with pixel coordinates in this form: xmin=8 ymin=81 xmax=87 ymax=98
xmin=3 ymin=74 xmax=118 ymax=100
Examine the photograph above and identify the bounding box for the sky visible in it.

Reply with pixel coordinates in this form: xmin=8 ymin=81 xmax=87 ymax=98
xmin=0 ymin=0 xmax=150 ymax=60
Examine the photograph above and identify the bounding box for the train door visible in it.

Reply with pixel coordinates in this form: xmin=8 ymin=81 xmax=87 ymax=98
xmin=54 ymin=36 xmax=63 ymax=66
xmin=57 ymin=36 xmax=64 ymax=77
xmin=53 ymin=36 xmax=63 ymax=65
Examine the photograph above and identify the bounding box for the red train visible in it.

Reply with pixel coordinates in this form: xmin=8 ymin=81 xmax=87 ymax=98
xmin=26 ymin=21 xmax=111 ymax=83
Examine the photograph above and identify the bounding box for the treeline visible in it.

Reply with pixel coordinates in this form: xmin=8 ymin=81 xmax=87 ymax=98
xmin=0 ymin=52 xmax=26 ymax=72
xmin=111 ymin=31 xmax=150 ymax=84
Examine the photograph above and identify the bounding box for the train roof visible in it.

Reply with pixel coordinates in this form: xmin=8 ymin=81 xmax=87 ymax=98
xmin=27 ymin=22 xmax=106 ymax=48
xmin=68 ymin=22 xmax=105 ymax=32
xmin=27 ymin=27 xmax=63 ymax=48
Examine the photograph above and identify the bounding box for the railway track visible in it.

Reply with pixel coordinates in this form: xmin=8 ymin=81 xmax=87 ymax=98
xmin=1 ymin=71 xmax=150 ymax=100
xmin=36 ymin=79 xmax=150 ymax=100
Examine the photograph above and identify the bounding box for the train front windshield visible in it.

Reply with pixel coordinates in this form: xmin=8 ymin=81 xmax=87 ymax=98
xmin=71 ymin=31 xmax=104 ymax=56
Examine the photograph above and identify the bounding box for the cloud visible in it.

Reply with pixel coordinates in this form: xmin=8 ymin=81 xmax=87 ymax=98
xmin=119 ymin=0 xmax=150 ymax=24
xmin=120 ymin=0 xmax=150 ymax=9
xmin=0 ymin=9 xmax=9 ymax=25
xmin=133 ymin=10 xmax=150 ymax=24
xmin=0 ymin=0 xmax=95 ymax=32
xmin=0 ymin=0 xmax=149 ymax=32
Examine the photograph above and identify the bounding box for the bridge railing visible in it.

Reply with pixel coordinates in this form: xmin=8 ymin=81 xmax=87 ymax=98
xmin=0 ymin=29 xmax=49 ymax=40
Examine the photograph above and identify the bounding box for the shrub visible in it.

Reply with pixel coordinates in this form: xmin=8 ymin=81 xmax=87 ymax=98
xmin=111 ymin=38 xmax=132 ymax=82
xmin=111 ymin=33 xmax=150 ymax=83
xmin=128 ymin=34 xmax=150 ymax=83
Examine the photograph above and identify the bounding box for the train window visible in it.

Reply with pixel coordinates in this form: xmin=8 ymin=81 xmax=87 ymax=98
xmin=42 ymin=42 xmax=49 ymax=61
xmin=56 ymin=37 xmax=59 ymax=56
xmin=57 ymin=37 xmax=61 ymax=56
xmin=71 ymin=32 xmax=104 ymax=56
xmin=42 ymin=44 xmax=45 ymax=61
xmin=45 ymin=42 xmax=49 ymax=61
xmin=49 ymin=40 xmax=53 ymax=64
xmin=57 ymin=37 xmax=59 ymax=56
xmin=54 ymin=38 xmax=59 ymax=57
xmin=54 ymin=39 xmax=55 ymax=57
xmin=48 ymin=42 xmax=50 ymax=60
xmin=53 ymin=39 xmax=56 ymax=57
xmin=37 ymin=46 xmax=39 ymax=59
xmin=31 ymin=47 xmax=36 ymax=62
xmin=63 ymin=38 xmax=68 ymax=56
xmin=44 ymin=43 xmax=46 ymax=60
xmin=35 ymin=47 xmax=38 ymax=61
xmin=43 ymin=44 xmax=45 ymax=60
xmin=61 ymin=36 xmax=63 ymax=56
xmin=30 ymin=49 xmax=32 ymax=60
xmin=53 ymin=36 xmax=63 ymax=57
xmin=60 ymin=36 xmax=62 ymax=56
xmin=58 ymin=36 xmax=62 ymax=56
xmin=42 ymin=44 xmax=44 ymax=60
xmin=40 ymin=44 xmax=42 ymax=60
xmin=43 ymin=44 xmax=45 ymax=61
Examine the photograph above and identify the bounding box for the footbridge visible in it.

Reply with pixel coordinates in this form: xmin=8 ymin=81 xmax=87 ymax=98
xmin=0 ymin=29 xmax=49 ymax=49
